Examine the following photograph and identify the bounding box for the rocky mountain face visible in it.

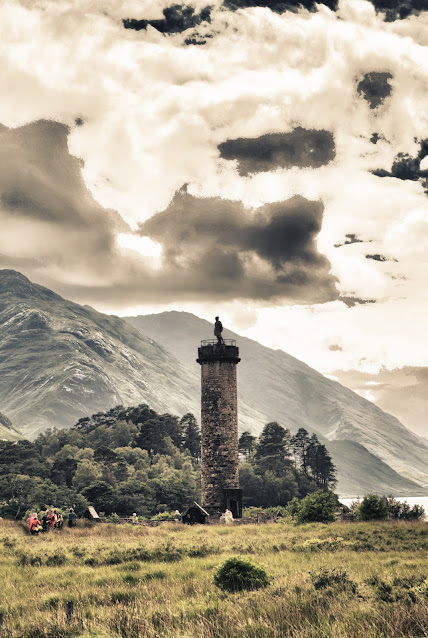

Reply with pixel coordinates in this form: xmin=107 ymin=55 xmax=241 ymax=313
xmin=1 ymin=269 xmax=427 ymax=497
xmin=0 ymin=412 xmax=23 ymax=442
xmin=125 ymin=311 xmax=428 ymax=496
xmin=0 ymin=270 xmax=199 ymax=439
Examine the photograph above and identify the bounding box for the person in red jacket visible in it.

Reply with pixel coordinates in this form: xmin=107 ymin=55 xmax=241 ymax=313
xmin=47 ymin=510 xmax=56 ymax=528
xmin=27 ymin=513 xmax=42 ymax=534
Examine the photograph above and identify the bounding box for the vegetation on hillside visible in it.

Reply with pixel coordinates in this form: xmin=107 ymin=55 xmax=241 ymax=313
xmin=0 ymin=405 xmax=336 ymax=519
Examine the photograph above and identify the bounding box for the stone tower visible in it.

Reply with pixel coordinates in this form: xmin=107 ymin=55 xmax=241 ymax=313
xmin=197 ymin=339 xmax=242 ymax=518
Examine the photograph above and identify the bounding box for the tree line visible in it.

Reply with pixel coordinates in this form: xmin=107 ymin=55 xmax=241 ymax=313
xmin=0 ymin=405 xmax=336 ymax=518
xmin=239 ymin=423 xmax=336 ymax=508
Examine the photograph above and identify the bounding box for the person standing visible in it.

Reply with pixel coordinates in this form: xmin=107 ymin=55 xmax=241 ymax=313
xmin=68 ymin=508 xmax=77 ymax=528
xmin=41 ymin=511 xmax=49 ymax=532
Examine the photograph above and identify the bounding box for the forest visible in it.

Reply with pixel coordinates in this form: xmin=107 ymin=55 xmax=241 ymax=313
xmin=0 ymin=404 xmax=336 ymax=519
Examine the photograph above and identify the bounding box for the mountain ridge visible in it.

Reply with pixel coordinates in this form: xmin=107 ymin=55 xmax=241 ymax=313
xmin=0 ymin=269 xmax=427 ymax=497
xmin=0 ymin=270 xmax=200 ymax=439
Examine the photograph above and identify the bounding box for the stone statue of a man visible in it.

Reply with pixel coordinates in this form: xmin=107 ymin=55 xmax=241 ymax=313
xmin=214 ymin=316 xmax=224 ymax=345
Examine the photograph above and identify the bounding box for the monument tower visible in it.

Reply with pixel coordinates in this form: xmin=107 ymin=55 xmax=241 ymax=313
xmin=196 ymin=317 xmax=242 ymax=518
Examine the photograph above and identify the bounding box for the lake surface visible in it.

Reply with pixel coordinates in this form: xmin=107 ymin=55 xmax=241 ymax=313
xmin=340 ymin=496 xmax=428 ymax=520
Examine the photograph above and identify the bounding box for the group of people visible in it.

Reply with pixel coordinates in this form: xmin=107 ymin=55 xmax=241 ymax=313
xmin=26 ymin=508 xmax=77 ymax=534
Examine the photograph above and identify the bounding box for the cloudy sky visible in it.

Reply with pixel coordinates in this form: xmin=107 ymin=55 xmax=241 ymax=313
xmin=1 ymin=0 xmax=428 ymax=435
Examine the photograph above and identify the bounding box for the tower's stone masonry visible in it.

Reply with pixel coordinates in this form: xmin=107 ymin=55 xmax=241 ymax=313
xmin=197 ymin=342 xmax=242 ymax=518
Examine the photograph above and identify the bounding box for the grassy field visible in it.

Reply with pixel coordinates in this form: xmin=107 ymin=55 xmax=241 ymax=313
xmin=0 ymin=519 xmax=427 ymax=638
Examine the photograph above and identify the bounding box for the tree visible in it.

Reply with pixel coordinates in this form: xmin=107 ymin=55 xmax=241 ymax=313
xmin=296 ymin=490 xmax=337 ymax=524
xmin=180 ymin=413 xmax=201 ymax=459
xmin=50 ymin=456 xmax=78 ymax=488
xmin=255 ymin=422 xmax=292 ymax=476
xmin=239 ymin=431 xmax=256 ymax=457
xmin=81 ymin=481 xmax=115 ymax=515
xmin=136 ymin=418 xmax=166 ymax=459
xmin=306 ymin=435 xmax=337 ymax=490
xmin=9 ymin=474 xmax=35 ymax=518
xmin=356 ymin=494 xmax=389 ymax=521
xmin=291 ymin=428 xmax=311 ymax=473
xmin=160 ymin=414 xmax=182 ymax=449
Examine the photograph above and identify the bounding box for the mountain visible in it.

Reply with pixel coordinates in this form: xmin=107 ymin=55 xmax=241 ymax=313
xmin=330 ymin=367 xmax=428 ymax=440
xmin=125 ymin=311 xmax=428 ymax=496
xmin=325 ymin=440 xmax=427 ymax=498
xmin=1 ymin=269 xmax=427 ymax=497
xmin=0 ymin=270 xmax=199 ymax=439
xmin=0 ymin=411 xmax=23 ymax=442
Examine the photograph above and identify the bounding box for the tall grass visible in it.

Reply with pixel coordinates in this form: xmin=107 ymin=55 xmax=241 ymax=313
xmin=0 ymin=518 xmax=427 ymax=637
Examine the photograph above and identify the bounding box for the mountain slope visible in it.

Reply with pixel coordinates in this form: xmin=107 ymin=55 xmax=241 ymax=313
xmin=0 ymin=411 xmax=23 ymax=442
xmin=125 ymin=311 xmax=428 ymax=491
xmin=1 ymin=270 xmax=426 ymax=497
xmin=0 ymin=270 xmax=199 ymax=438
xmin=325 ymin=440 xmax=426 ymax=497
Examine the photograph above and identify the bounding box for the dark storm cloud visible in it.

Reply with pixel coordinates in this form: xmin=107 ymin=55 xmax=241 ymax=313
xmin=366 ymin=254 xmax=387 ymax=261
xmin=366 ymin=0 xmax=428 ymax=21
xmin=123 ymin=5 xmax=211 ymax=34
xmin=0 ymin=121 xmax=337 ymax=307
xmin=222 ymin=0 xmax=338 ymax=13
xmin=365 ymin=254 xmax=398 ymax=262
xmin=357 ymin=72 xmax=393 ymax=110
xmin=218 ymin=128 xmax=335 ymax=176
xmin=137 ymin=189 xmax=338 ymax=303
xmin=0 ymin=119 xmax=127 ymax=280
xmin=334 ymin=233 xmax=367 ymax=248
xmin=339 ymin=297 xmax=376 ymax=307
xmin=372 ymin=139 xmax=428 ymax=195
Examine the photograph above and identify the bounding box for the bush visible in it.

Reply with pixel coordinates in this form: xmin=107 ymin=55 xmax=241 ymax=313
xmin=296 ymin=490 xmax=337 ymax=524
xmin=46 ymin=553 xmax=66 ymax=566
xmin=214 ymin=557 xmax=270 ymax=592
xmin=310 ymin=568 xmax=357 ymax=593
xmin=397 ymin=502 xmax=425 ymax=521
xmin=357 ymin=494 xmax=389 ymax=521
xmin=151 ymin=511 xmax=175 ymax=521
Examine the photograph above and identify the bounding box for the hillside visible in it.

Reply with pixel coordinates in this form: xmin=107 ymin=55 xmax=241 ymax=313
xmin=125 ymin=312 xmax=428 ymax=494
xmin=325 ymin=440 xmax=427 ymax=498
xmin=0 ymin=412 xmax=23 ymax=442
xmin=0 ymin=270 xmax=199 ymax=438
xmin=1 ymin=269 xmax=427 ymax=497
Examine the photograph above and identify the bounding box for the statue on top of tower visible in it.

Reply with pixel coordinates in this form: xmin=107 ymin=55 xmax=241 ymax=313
xmin=214 ymin=316 xmax=224 ymax=345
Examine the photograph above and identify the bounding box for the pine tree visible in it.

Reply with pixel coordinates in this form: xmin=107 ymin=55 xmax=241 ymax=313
xmin=255 ymin=422 xmax=292 ymax=476
xmin=180 ymin=413 xmax=201 ymax=459
xmin=239 ymin=431 xmax=256 ymax=456
xmin=291 ymin=427 xmax=311 ymax=473
xmin=306 ymin=434 xmax=336 ymax=490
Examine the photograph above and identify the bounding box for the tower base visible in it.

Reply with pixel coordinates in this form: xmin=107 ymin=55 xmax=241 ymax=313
xmin=202 ymin=488 xmax=242 ymax=519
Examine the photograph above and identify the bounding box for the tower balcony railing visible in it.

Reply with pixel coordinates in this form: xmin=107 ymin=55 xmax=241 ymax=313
xmin=200 ymin=339 xmax=236 ymax=347
xmin=197 ymin=339 xmax=240 ymax=364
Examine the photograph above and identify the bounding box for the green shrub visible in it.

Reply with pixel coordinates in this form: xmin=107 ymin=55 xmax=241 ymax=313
xmin=296 ymin=490 xmax=337 ymax=524
xmin=357 ymin=495 xmax=389 ymax=521
xmin=310 ymin=568 xmax=357 ymax=593
xmin=214 ymin=557 xmax=270 ymax=592
xmin=46 ymin=553 xmax=66 ymax=566
xmin=285 ymin=497 xmax=301 ymax=518
xmin=151 ymin=511 xmax=175 ymax=521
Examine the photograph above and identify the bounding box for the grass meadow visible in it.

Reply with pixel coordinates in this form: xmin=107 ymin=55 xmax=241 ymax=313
xmin=0 ymin=518 xmax=427 ymax=638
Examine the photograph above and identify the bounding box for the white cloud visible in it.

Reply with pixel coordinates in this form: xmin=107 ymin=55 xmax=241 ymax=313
xmin=1 ymin=0 xmax=428 ymax=373
xmin=117 ymin=233 xmax=162 ymax=260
